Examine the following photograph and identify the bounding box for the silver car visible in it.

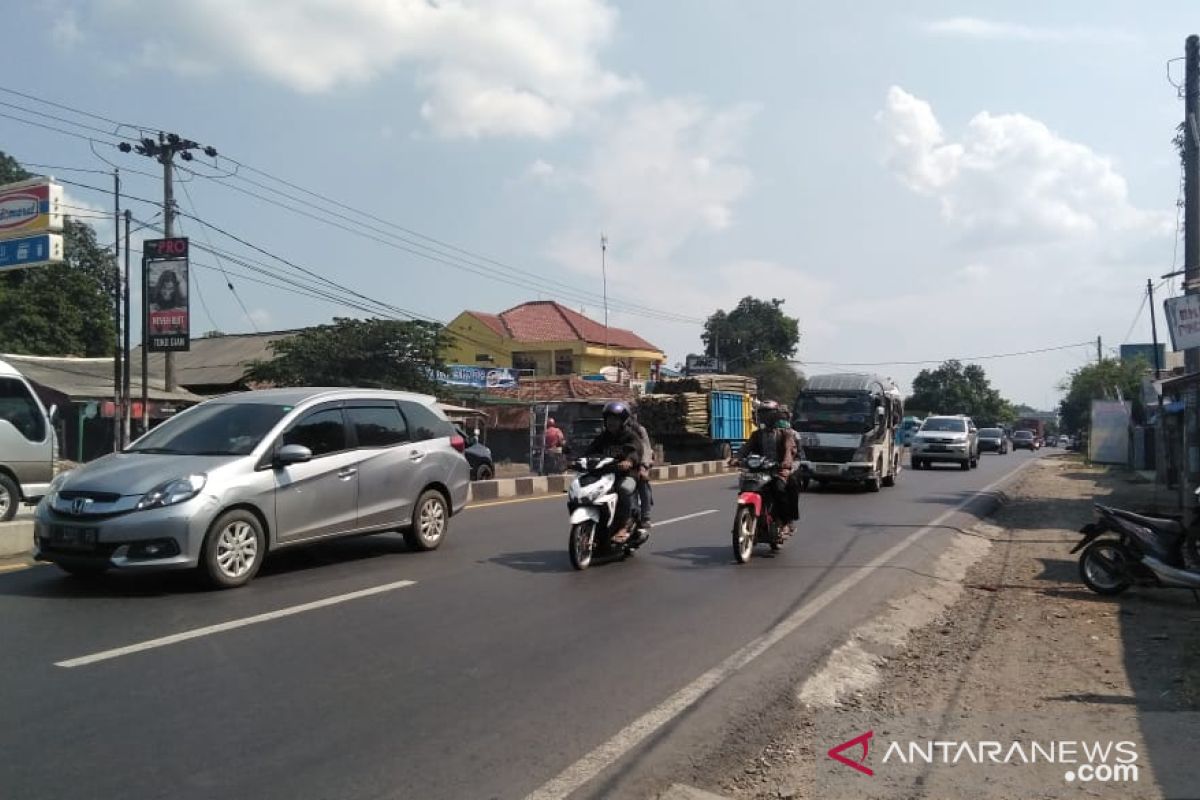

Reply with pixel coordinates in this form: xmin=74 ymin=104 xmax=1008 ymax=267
xmin=910 ymin=415 xmax=979 ymax=471
xmin=34 ymin=388 xmax=470 ymax=588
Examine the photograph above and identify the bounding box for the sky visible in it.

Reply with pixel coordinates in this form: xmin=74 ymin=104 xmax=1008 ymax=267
xmin=0 ymin=0 xmax=1194 ymax=409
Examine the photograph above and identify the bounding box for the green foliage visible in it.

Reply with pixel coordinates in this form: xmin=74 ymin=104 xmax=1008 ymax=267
xmin=1058 ymin=357 xmax=1148 ymax=434
xmin=905 ymin=360 xmax=1014 ymax=423
xmin=743 ymin=360 xmax=805 ymax=407
xmin=0 ymin=151 xmax=117 ymax=356
xmin=246 ymin=317 xmax=451 ymax=393
xmin=702 ymin=297 xmax=800 ymax=367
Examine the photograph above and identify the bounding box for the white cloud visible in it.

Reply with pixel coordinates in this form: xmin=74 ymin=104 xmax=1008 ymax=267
xmin=878 ymin=86 xmax=1171 ymax=245
xmin=526 ymin=159 xmax=557 ymax=180
xmin=76 ymin=0 xmax=631 ymax=139
xmin=922 ymin=17 xmax=1138 ymax=45
xmin=49 ymin=9 xmax=83 ymax=50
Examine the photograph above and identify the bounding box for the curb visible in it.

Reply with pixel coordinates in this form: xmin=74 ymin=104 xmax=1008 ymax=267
xmin=468 ymin=460 xmax=731 ymax=501
xmin=0 ymin=520 xmax=34 ymax=560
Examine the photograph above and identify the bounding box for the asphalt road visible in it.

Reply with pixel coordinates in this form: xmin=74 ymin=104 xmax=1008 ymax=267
xmin=0 ymin=450 xmax=1043 ymax=800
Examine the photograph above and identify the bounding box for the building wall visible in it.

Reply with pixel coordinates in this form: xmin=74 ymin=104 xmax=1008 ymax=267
xmin=444 ymin=313 xmax=511 ymax=368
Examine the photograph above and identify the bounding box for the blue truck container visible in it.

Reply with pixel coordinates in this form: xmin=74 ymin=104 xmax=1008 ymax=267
xmin=710 ymin=391 xmax=747 ymax=442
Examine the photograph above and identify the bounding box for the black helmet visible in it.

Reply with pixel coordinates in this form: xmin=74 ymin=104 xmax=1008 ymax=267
xmin=602 ymin=401 xmax=631 ymax=421
xmin=756 ymin=400 xmax=781 ymax=427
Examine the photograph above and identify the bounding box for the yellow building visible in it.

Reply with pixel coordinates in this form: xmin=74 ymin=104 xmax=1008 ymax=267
xmin=445 ymin=301 xmax=665 ymax=380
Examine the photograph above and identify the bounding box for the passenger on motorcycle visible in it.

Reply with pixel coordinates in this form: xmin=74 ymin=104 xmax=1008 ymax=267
xmin=730 ymin=400 xmax=799 ymax=533
xmin=585 ymin=401 xmax=643 ymax=543
xmin=631 ymin=412 xmax=655 ymax=534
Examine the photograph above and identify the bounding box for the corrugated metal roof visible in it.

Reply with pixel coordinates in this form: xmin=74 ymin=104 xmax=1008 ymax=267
xmin=1 ymin=354 xmax=200 ymax=402
xmin=133 ymin=330 xmax=301 ymax=388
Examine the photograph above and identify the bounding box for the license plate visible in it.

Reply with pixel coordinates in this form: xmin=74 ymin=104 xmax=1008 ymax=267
xmin=48 ymin=526 xmax=97 ymax=550
xmin=815 ymin=464 xmax=840 ymax=474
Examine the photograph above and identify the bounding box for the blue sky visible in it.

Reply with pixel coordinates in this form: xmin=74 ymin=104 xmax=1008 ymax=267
xmin=0 ymin=1 xmax=1192 ymax=408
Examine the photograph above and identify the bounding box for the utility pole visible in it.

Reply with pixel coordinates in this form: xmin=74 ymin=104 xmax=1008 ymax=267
xmin=123 ymin=210 xmax=132 ymax=447
xmin=1185 ymin=34 xmax=1200 ymax=508
xmin=111 ymin=168 xmax=121 ymax=453
xmin=1149 ymin=278 xmax=1163 ymax=378
xmin=600 ymin=234 xmax=610 ymax=367
xmin=1097 ymin=335 xmax=1103 ymax=363
xmin=118 ymin=132 xmax=217 ymax=394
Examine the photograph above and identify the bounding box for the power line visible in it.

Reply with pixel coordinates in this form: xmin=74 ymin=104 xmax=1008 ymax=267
xmin=0 ymin=99 xmax=126 ymax=143
xmin=795 ymin=341 xmax=1096 ymax=367
xmin=0 ymin=109 xmax=120 ymax=145
xmin=0 ymin=84 xmax=154 ymax=134
xmin=177 ymin=180 xmax=259 ymax=333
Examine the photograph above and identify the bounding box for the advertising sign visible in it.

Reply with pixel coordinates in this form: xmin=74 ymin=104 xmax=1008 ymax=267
xmin=685 ymin=354 xmax=724 ymax=375
xmin=0 ymin=233 xmax=64 ymax=272
xmin=436 ymin=364 xmax=519 ymax=388
xmin=1163 ymin=295 xmax=1200 ymax=351
xmin=143 ymin=237 xmax=190 ymax=353
xmin=1089 ymin=400 xmax=1130 ymax=465
xmin=0 ymin=178 xmax=64 ymax=241
xmin=1118 ymin=343 xmax=1165 ymax=368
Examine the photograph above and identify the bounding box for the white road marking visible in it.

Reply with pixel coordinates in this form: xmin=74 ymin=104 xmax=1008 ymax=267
xmin=523 ymin=459 xmax=1035 ymax=800
xmin=55 ymin=579 xmax=417 ymax=668
xmin=653 ymin=510 xmax=719 ymax=527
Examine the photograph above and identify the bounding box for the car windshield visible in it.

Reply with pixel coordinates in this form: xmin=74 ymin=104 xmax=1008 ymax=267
xmin=128 ymin=403 xmax=292 ymax=456
xmin=1013 ymin=431 xmax=1033 ymax=439
xmin=921 ymin=418 xmax=967 ymax=433
xmin=795 ymin=393 xmax=874 ymax=433
xmin=979 ymin=428 xmax=1002 ymax=437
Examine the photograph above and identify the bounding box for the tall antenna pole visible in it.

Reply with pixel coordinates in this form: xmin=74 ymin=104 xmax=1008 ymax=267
xmin=601 ymin=234 xmax=610 ymax=368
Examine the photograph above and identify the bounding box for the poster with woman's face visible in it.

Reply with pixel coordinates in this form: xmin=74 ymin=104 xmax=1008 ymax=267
xmin=146 ymin=259 xmax=190 ymax=351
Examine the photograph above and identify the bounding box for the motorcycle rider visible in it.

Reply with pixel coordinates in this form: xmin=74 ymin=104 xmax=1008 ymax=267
xmin=730 ymin=400 xmax=799 ymax=534
xmin=631 ymin=411 xmax=655 ymax=536
xmin=585 ymin=401 xmax=643 ymax=543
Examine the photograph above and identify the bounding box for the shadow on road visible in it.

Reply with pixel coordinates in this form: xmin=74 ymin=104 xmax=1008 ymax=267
xmin=653 ymin=545 xmax=736 ymax=568
xmin=485 ymin=550 xmax=575 ymax=574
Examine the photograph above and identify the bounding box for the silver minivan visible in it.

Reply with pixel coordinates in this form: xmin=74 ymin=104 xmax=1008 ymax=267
xmin=34 ymin=388 xmax=470 ymax=588
xmin=0 ymin=358 xmax=56 ymax=522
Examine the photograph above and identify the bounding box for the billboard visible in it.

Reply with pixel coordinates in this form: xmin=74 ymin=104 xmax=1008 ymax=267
xmin=0 ymin=233 xmax=64 ymax=273
xmin=437 ymin=364 xmax=519 ymax=388
xmin=685 ymin=354 xmax=724 ymax=375
xmin=1118 ymin=343 xmax=1165 ymax=368
xmin=143 ymin=237 xmax=190 ymax=353
xmin=0 ymin=178 xmax=64 ymax=241
xmin=1163 ymin=295 xmax=1200 ymax=351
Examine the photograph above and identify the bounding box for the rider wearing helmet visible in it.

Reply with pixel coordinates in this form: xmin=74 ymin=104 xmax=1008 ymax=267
xmin=731 ymin=400 xmax=799 ymax=532
xmin=585 ymin=401 xmax=644 ymax=542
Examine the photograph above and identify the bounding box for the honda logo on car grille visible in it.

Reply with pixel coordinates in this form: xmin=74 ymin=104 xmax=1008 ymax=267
xmin=71 ymin=497 xmax=92 ymax=515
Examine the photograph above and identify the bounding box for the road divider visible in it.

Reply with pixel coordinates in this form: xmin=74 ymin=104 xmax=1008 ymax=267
xmin=469 ymin=460 xmax=732 ymax=501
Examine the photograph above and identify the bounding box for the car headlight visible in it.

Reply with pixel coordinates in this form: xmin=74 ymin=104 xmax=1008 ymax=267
xmin=137 ymin=474 xmax=207 ymax=510
xmin=45 ymin=471 xmax=72 ymax=505
xmin=853 ymin=446 xmax=874 ymax=461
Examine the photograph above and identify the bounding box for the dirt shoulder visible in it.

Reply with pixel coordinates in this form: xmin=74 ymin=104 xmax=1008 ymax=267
xmin=689 ymin=456 xmax=1200 ymax=800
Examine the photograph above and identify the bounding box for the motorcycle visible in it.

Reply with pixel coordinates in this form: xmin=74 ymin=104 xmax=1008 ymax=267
xmin=732 ymin=454 xmax=794 ymax=563
xmin=1072 ymin=496 xmax=1200 ymax=596
xmin=566 ymin=456 xmax=645 ymax=570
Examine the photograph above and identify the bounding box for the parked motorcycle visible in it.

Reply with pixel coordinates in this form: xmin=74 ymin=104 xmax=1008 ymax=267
xmin=732 ymin=454 xmax=794 ymax=563
xmin=566 ymin=456 xmax=645 ymax=570
xmin=1073 ymin=497 xmax=1200 ymax=596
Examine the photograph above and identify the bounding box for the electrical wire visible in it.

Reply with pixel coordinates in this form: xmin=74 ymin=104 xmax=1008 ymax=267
xmin=0 ymin=99 xmax=127 ymax=143
xmin=177 ymin=181 xmax=259 ymax=333
xmin=795 ymin=341 xmax=1097 ymax=367
xmin=0 ymin=84 xmax=155 ymax=134
xmin=1121 ymin=292 xmax=1149 ymax=344
xmin=169 ymin=216 xmax=221 ymax=335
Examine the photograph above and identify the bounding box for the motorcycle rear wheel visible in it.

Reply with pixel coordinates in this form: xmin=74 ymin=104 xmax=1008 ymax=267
xmin=1079 ymin=539 xmax=1133 ymax=595
xmin=569 ymin=521 xmax=596 ymax=571
xmin=733 ymin=507 xmax=756 ymax=564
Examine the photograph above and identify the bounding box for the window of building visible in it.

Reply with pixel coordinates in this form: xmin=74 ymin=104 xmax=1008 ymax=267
xmin=554 ymin=350 xmax=574 ymax=376
xmin=512 ymin=353 xmax=538 ymax=375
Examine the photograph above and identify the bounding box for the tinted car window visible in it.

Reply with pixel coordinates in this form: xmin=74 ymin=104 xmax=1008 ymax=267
xmin=130 ymin=402 xmax=290 ymax=455
xmin=0 ymin=377 xmax=45 ymax=442
xmin=348 ymin=406 xmax=409 ymax=448
xmin=979 ymin=428 xmax=1002 ymax=437
xmin=283 ymin=408 xmax=348 ymax=456
xmin=1013 ymin=431 xmax=1034 ymax=439
xmin=399 ymin=401 xmax=454 ymax=441
xmin=921 ymin=418 xmax=967 ymax=433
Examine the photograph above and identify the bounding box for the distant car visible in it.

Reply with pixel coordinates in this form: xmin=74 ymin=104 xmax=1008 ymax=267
xmin=977 ymin=427 xmax=1009 ymax=454
xmin=1058 ymin=435 xmax=1070 ymax=448
xmin=1012 ymin=430 xmax=1039 ymax=451
xmin=34 ymin=388 xmax=471 ymax=588
xmin=899 ymin=416 xmax=924 ymax=447
xmin=911 ymin=415 xmax=979 ymax=470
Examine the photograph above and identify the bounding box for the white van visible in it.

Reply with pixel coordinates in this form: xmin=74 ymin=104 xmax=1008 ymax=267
xmin=0 ymin=359 xmax=56 ymax=521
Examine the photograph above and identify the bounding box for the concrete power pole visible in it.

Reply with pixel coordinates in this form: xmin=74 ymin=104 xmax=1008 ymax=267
xmin=1185 ymin=34 xmax=1200 ymax=507
xmin=161 ymin=133 xmax=177 ymax=393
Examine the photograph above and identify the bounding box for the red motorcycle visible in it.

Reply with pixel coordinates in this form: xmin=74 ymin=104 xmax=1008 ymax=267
xmin=732 ymin=454 xmax=793 ymax=563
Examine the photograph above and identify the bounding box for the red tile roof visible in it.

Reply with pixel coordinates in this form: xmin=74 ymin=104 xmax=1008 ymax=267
xmin=464 ymin=301 xmax=660 ymax=352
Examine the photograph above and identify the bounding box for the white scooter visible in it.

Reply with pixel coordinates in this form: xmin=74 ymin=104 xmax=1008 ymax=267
xmin=566 ymin=456 xmax=645 ymax=570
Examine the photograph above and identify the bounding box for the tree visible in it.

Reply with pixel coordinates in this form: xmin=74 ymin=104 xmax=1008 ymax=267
xmin=702 ymin=297 xmax=800 ymax=367
xmin=0 ymin=151 xmax=117 ymax=356
xmin=1058 ymin=357 xmax=1148 ymax=434
xmin=906 ymin=360 xmax=1012 ymax=423
xmin=743 ymin=360 xmax=806 ymax=407
xmin=246 ymin=317 xmax=450 ymax=393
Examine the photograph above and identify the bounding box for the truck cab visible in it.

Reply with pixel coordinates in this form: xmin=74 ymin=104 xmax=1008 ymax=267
xmin=0 ymin=358 xmax=57 ymax=521
xmin=793 ymin=373 xmax=903 ymax=492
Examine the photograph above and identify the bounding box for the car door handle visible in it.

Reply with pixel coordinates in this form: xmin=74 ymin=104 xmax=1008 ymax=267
xmin=409 ymin=450 xmax=426 ymax=462
xmin=338 ymin=467 xmax=358 ymax=480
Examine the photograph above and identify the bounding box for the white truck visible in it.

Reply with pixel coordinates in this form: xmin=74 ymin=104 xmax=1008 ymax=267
xmin=0 ymin=358 xmax=57 ymax=521
xmin=792 ymin=373 xmax=903 ymax=492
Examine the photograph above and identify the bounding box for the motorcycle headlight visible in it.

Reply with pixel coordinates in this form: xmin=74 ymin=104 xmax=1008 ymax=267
xmin=137 ymin=474 xmax=207 ymax=510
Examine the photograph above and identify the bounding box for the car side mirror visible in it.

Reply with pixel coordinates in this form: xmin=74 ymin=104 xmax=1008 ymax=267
xmin=275 ymin=444 xmax=313 ymax=467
